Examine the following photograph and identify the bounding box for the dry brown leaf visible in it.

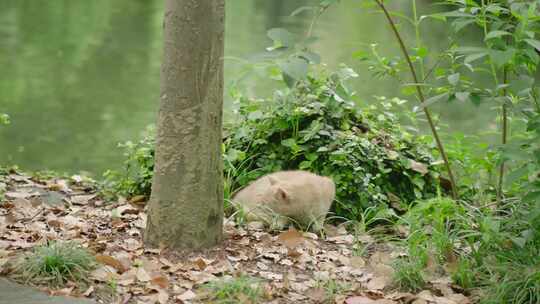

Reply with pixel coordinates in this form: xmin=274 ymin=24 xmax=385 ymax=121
xmin=48 ymin=286 xmax=74 ymax=296
xmin=350 ymin=256 xmax=366 ymax=268
xmin=136 ymin=267 xmax=151 ymax=282
xmin=345 ymin=296 xmax=376 ymax=304
xmin=96 ymin=254 xmax=127 ymax=273
xmin=177 ymin=290 xmax=197 ymax=301
xmin=157 ymin=290 xmax=169 ymax=304
xmin=129 ymin=195 xmax=146 ymax=206
xmin=82 ymin=286 xmax=94 ymax=297
xmin=70 ymin=194 xmax=96 ymax=205
xmin=118 ymin=268 xmax=137 ymax=286
xmin=151 ymin=275 xmax=169 ymax=289
xmin=193 ymin=257 xmax=207 ymax=270
xmin=366 ymin=277 xmax=387 ymax=290
xmin=5 ymin=191 xmax=38 ymax=199
xmin=326 ymin=234 xmax=354 ymax=244
xmin=90 ymin=265 xmax=118 ymax=282
xmin=307 ymin=287 xmax=327 ymax=303
xmin=277 ymin=228 xmax=305 ymax=248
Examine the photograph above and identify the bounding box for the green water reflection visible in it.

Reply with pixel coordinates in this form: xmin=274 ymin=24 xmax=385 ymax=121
xmin=0 ymin=0 xmax=495 ymax=175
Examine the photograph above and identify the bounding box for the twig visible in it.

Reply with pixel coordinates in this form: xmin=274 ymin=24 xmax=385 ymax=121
xmin=374 ymin=0 xmax=459 ymax=199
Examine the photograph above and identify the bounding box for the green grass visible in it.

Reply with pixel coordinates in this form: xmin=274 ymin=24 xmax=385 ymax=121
xmin=392 ymin=258 xmax=426 ymax=292
xmin=316 ymin=279 xmax=350 ymax=303
xmin=202 ymin=275 xmax=263 ymax=304
xmin=450 ymin=258 xmax=475 ymax=290
xmin=14 ymin=241 xmax=96 ymax=286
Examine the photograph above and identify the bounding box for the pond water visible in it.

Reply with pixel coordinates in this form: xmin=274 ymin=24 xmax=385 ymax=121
xmin=0 ymin=0 xmax=496 ymax=175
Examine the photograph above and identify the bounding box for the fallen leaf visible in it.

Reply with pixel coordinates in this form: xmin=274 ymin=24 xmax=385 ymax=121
xmin=96 ymin=255 xmax=127 ymax=273
xmin=327 ymin=234 xmax=354 ymax=244
xmin=193 ymin=257 xmax=207 ymax=270
xmin=178 ymin=290 xmax=197 ymax=302
xmin=70 ymin=194 xmax=96 ymax=205
xmin=48 ymin=287 xmax=74 ymax=296
xmin=151 ymin=275 xmax=169 ymax=289
xmin=90 ymin=265 xmax=118 ymax=282
xmin=366 ymin=277 xmax=387 ymax=290
xmin=350 ymin=256 xmax=366 ymax=268
xmin=82 ymin=286 xmax=94 ymax=297
xmin=157 ymin=290 xmax=169 ymax=304
xmin=307 ymin=287 xmax=327 ymax=303
xmin=5 ymin=191 xmax=37 ymax=199
xmin=278 ymin=228 xmax=305 ymax=248
xmin=345 ymin=296 xmax=375 ymax=304
xmin=136 ymin=267 xmax=151 ymax=282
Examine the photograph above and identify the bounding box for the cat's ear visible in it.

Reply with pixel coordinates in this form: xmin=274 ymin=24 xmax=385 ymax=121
xmin=274 ymin=187 xmax=289 ymax=203
xmin=268 ymin=176 xmax=279 ymax=186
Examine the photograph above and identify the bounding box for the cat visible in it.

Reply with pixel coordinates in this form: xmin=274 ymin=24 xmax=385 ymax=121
xmin=230 ymin=170 xmax=335 ymax=231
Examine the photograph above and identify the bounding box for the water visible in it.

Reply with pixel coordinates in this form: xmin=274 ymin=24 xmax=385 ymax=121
xmin=0 ymin=0 xmax=495 ymax=175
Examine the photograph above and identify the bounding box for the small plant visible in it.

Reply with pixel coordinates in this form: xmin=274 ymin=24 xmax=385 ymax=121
xmin=101 ymin=125 xmax=155 ymax=199
xmin=316 ymin=278 xmax=350 ymax=303
xmin=14 ymin=241 xmax=96 ymax=287
xmin=451 ymin=258 xmax=475 ymax=290
xmin=484 ymin=257 xmax=540 ymax=304
xmin=392 ymin=258 xmax=426 ymax=292
xmin=0 ymin=113 xmax=9 ymax=125
xmin=202 ymin=275 xmax=263 ymax=304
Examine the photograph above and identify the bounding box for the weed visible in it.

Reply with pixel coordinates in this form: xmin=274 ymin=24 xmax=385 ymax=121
xmin=392 ymin=258 xmax=426 ymax=292
xmin=202 ymin=275 xmax=263 ymax=304
xmin=14 ymin=241 xmax=96 ymax=287
xmin=316 ymin=278 xmax=350 ymax=303
xmin=451 ymin=258 xmax=475 ymax=290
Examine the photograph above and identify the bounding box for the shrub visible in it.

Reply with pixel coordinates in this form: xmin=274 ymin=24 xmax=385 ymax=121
xmin=104 ymin=65 xmax=441 ymax=220
xmin=224 ymin=66 xmax=440 ymax=219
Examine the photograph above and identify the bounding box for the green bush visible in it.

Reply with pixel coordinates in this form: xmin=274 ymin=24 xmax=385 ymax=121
xmin=224 ymin=66 xmax=440 ymax=219
xmin=104 ymin=66 xmax=441 ymax=220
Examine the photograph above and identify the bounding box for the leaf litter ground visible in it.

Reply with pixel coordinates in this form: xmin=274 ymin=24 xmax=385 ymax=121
xmin=0 ymin=171 xmax=471 ymax=304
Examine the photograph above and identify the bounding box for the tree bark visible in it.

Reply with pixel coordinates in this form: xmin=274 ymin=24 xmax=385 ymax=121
xmin=144 ymin=0 xmax=224 ymax=250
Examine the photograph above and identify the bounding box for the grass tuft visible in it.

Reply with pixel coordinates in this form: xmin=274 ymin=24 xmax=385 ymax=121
xmin=392 ymin=258 xmax=426 ymax=292
xmin=14 ymin=241 xmax=96 ymax=287
xmin=202 ymin=275 xmax=263 ymax=304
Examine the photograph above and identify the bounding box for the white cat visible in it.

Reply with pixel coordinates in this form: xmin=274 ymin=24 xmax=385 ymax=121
xmin=231 ymin=170 xmax=335 ymax=231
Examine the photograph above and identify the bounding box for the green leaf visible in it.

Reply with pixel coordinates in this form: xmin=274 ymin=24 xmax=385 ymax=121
xmin=524 ymin=39 xmax=540 ymax=51
xmin=455 ymin=92 xmax=470 ymax=102
xmin=448 ymin=73 xmax=460 ymax=86
xmin=267 ymin=28 xmax=295 ymax=48
xmin=279 ymin=57 xmax=309 ymax=81
xmin=416 ymin=93 xmax=449 ymax=112
xmin=489 ymin=49 xmax=515 ymax=67
xmin=401 ymin=86 xmax=417 ymax=96
xmin=523 ymin=191 xmax=540 ymax=203
xmin=470 ymin=93 xmax=481 ymax=106
xmin=247 ymin=110 xmax=263 ymax=120
xmin=464 ymin=52 xmax=488 ymax=64
xmin=281 ymin=138 xmax=297 ymax=148
xmin=455 ymin=47 xmax=488 ymax=54
xmin=298 ymin=51 xmax=321 ymax=64
xmin=484 ymin=30 xmax=511 ymax=40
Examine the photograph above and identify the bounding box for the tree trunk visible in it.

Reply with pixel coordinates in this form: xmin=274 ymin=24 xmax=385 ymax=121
xmin=144 ymin=0 xmax=224 ymax=250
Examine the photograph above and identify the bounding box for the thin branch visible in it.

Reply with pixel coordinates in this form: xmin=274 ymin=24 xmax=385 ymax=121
xmin=374 ymin=0 xmax=459 ymax=199
xmin=497 ymin=62 xmax=509 ymax=205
